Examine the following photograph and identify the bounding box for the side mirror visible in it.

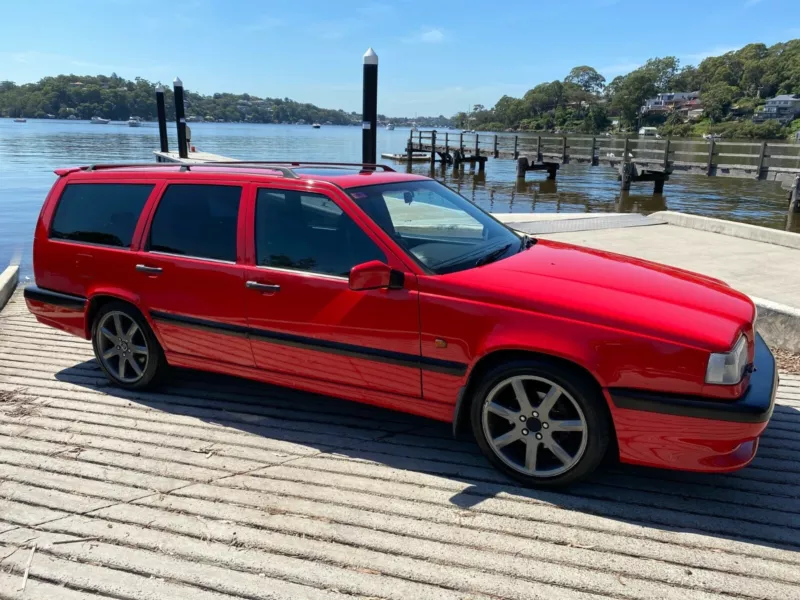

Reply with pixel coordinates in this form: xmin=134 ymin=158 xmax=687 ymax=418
xmin=349 ymin=260 xmax=404 ymax=291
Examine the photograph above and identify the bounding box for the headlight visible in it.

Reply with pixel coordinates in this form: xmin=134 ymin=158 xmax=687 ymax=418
xmin=705 ymin=335 xmax=748 ymax=385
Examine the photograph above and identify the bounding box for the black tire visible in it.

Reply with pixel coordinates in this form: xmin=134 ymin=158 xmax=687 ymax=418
xmin=469 ymin=358 xmax=611 ymax=487
xmin=91 ymin=301 xmax=167 ymax=390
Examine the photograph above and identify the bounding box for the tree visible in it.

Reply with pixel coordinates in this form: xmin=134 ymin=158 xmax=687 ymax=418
xmin=702 ymin=83 xmax=738 ymax=122
xmin=565 ymin=66 xmax=606 ymax=94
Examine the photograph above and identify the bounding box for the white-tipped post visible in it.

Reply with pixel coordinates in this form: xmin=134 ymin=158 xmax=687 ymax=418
xmin=363 ymin=47 xmax=378 ymax=65
xmin=173 ymin=77 xmax=183 ymax=87
xmin=173 ymin=77 xmax=188 ymax=158
xmin=362 ymin=49 xmax=379 ymax=164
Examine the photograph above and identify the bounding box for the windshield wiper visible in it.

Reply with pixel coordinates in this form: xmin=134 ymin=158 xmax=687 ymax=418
xmin=475 ymin=243 xmax=513 ymax=267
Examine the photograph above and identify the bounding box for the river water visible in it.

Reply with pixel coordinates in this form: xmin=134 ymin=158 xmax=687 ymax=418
xmin=1 ymin=118 xmax=796 ymax=278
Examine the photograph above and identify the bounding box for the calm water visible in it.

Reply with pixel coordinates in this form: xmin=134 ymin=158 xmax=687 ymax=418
xmin=1 ymin=118 xmax=796 ymax=278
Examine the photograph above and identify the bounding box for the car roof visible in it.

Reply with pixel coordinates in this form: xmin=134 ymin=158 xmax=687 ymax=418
xmin=57 ymin=163 xmax=430 ymax=189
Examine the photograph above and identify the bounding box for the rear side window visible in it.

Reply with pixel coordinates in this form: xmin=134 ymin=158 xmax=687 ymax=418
xmin=148 ymin=184 xmax=241 ymax=262
xmin=50 ymin=183 xmax=153 ymax=248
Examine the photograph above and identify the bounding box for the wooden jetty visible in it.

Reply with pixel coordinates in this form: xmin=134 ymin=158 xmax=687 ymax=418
xmin=407 ymin=130 xmax=800 ymax=197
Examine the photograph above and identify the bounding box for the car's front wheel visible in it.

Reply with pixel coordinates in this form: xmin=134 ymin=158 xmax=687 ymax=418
xmin=91 ymin=302 xmax=166 ymax=390
xmin=470 ymin=358 xmax=611 ymax=487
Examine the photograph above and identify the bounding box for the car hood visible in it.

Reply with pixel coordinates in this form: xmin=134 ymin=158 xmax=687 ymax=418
xmin=446 ymin=239 xmax=754 ymax=351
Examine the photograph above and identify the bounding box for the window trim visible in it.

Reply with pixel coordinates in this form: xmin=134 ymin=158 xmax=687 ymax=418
xmin=145 ymin=182 xmax=244 ymax=264
xmin=253 ymin=264 xmax=348 ymax=281
xmin=48 ymin=181 xmax=156 ymax=250
xmin=253 ymin=185 xmax=388 ymax=279
xmin=147 ymin=250 xmax=237 ymax=265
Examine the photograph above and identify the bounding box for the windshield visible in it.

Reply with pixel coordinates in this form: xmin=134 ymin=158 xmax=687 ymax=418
xmin=348 ymin=180 xmax=522 ymax=274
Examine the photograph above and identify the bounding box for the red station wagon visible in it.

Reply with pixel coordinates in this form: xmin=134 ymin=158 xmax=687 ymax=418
xmin=25 ymin=162 xmax=777 ymax=486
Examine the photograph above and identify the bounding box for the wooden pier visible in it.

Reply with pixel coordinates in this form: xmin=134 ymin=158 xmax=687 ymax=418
xmin=407 ymin=130 xmax=800 ymax=196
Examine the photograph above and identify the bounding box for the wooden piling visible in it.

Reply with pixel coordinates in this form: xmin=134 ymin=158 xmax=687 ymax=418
xmin=620 ymin=138 xmax=631 ymax=191
xmin=513 ymin=135 xmax=519 ymax=159
xmin=430 ymin=131 xmax=436 ymax=168
xmin=590 ymin=137 xmax=597 ymax=166
xmin=444 ymin=132 xmax=449 ymax=158
xmin=474 ymin=134 xmax=480 ymax=157
xmin=561 ymin=136 xmax=568 ymax=163
xmin=493 ymin=135 xmax=499 ymax=159
xmin=407 ymin=130 xmax=413 ymax=165
xmin=459 ymin=132 xmax=464 ymax=154
xmin=663 ymin=138 xmax=671 ymax=170
xmin=791 ymin=175 xmax=800 ymax=214
xmin=516 ymin=157 xmax=529 ymax=179
xmin=706 ymin=139 xmax=715 ymax=176
xmin=757 ymin=141 xmax=767 ymax=180
xmin=536 ymin=136 xmax=542 ymax=162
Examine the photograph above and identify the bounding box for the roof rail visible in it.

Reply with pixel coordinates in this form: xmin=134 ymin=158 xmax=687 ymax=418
xmin=216 ymin=160 xmax=396 ymax=172
xmin=80 ymin=162 xmax=299 ymax=178
xmin=78 ymin=161 xmax=395 ymax=178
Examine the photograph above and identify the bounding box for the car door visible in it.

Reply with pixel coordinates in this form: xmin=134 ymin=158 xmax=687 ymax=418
xmin=242 ymin=183 xmax=422 ymax=398
xmin=134 ymin=181 xmax=254 ymax=368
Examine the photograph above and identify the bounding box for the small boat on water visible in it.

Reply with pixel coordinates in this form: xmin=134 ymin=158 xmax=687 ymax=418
xmin=127 ymin=116 xmax=142 ymax=127
xmin=381 ymin=151 xmax=431 ymax=162
xmin=312 ymin=123 xmax=321 ymax=129
xmin=386 ymin=123 xmax=395 ymax=130
xmin=91 ymin=116 xmax=110 ymax=124
xmin=638 ymin=126 xmax=661 ymax=138
xmin=13 ymin=118 xmax=26 ymax=123
xmin=703 ymin=133 xmax=722 ymax=141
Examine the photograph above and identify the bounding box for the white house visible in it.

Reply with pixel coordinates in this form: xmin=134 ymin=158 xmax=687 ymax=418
xmin=753 ymin=94 xmax=800 ymax=124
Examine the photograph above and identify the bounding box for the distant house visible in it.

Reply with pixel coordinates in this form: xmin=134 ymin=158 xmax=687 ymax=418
xmin=753 ymin=94 xmax=800 ymax=124
xmin=641 ymin=91 xmax=700 ymax=115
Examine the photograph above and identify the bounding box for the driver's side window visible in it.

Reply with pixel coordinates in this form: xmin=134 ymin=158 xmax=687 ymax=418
xmin=255 ymin=188 xmax=386 ymax=278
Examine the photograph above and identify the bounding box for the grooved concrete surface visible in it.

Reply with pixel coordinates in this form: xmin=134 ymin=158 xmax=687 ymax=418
xmin=1 ymin=290 xmax=799 ymax=599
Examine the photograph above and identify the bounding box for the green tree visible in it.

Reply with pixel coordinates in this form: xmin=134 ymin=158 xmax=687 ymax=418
xmin=702 ymin=83 xmax=738 ymax=122
xmin=564 ymin=66 xmax=606 ymax=94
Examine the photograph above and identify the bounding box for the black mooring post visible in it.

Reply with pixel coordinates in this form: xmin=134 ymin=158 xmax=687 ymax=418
xmin=362 ymin=48 xmax=378 ymax=165
xmin=155 ymin=85 xmax=169 ymax=153
xmin=173 ymin=77 xmax=188 ymax=159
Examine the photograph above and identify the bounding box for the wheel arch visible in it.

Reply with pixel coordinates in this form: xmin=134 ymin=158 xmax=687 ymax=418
xmin=84 ymin=290 xmax=146 ymax=339
xmin=452 ymin=348 xmax=610 ymax=439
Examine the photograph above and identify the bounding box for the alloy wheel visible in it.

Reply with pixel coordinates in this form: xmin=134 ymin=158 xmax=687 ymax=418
xmin=481 ymin=375 xmax=588 ymax=477
xmin=96 ymin=311 xmax=150 ymax=384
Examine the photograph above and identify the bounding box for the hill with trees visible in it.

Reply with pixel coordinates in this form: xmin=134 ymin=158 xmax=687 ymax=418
xmin=455 ymin=39 xmax=800 ymax=139
xmin=0 ymin=73 xmax=453 ymax=127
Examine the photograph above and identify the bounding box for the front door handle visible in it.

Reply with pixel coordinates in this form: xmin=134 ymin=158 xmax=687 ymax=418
xmin=136 ymin=264 xmax=163 ymax=274
xmin=246 ymin=281 xmax=280 ymax=293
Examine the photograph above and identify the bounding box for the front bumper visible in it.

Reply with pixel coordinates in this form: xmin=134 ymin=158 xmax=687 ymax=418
xmin=608 ymin=333 xmax=777 ymax=472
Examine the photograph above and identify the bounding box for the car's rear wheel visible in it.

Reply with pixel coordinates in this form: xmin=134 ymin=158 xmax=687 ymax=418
xmin=470 ymin=358 xmax=611 ymax=487
xmin=91 ymin=302 xmax=165 ymax=390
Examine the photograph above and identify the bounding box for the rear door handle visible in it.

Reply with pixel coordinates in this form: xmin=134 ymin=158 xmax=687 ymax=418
xmin=246 ymin=281 xmax=280 ymax=293
xmin=136 ymin=264 xmax=163 ymax=274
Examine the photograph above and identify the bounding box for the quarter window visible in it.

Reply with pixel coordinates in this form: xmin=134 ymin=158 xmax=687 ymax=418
xmin=148 ymin=184 xmax=241 ymax=262
xmin=50 ymin=183 xmax=153 ymax=248
xmin=256 ymin=189 xmax=386 ymax=277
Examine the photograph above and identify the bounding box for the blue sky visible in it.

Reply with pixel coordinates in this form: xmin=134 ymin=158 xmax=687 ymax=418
xmin=1 ymin=0 xmax=798 ymax=116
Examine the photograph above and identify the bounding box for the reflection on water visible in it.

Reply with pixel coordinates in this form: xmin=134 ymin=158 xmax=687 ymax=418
xmin=1 ymin=118 xmax=797 ymax=277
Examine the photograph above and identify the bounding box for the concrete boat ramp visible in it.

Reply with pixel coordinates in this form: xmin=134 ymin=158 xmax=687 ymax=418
xmin=1 ymin=212 xmax=800 ymax=599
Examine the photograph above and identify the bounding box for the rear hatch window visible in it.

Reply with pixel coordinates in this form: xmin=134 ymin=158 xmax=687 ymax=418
xmin=50 ymin=183 xmax=154 ymax=248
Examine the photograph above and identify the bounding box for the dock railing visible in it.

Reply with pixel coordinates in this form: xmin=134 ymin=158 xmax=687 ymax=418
xmin=410 ymin=131 xmax=800 ymax=185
